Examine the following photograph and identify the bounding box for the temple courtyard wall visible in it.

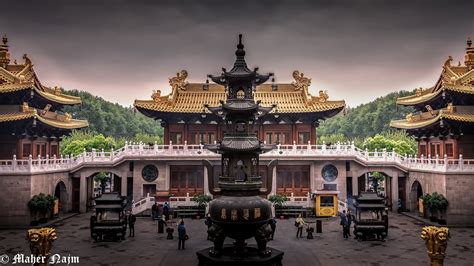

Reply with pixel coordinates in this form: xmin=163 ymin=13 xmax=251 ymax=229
xmin=1 ymin=156 xmax=473 ymax=227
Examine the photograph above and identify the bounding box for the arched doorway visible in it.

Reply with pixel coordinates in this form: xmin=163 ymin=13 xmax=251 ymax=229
xmin=409 ymin=181 xmax=423 ymax=213
xmin=54 ymin=181 xmax=68 ymax=213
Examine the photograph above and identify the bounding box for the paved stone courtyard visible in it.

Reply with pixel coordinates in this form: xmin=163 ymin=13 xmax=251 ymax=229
xmin=0 ymin=213 xmax=473 ymax=266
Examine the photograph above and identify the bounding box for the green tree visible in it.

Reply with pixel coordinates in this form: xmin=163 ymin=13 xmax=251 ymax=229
xmin=191 ymin=194 xmax=213 ymax=208
xmin=61 ymin=133 xmax=116 ymax=156
xmin=268 ymin=194 xmax=288 ymax=207
xmin=363 ymin=134 xmax=416 ymax=156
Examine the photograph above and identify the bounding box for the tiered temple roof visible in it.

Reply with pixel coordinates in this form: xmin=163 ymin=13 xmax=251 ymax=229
xmin=390 ymin=38 xmax=474 ymax=134
xmin=0 ymin=35 xmax=88 ymax=132
xmin=134 ymin=71 xmax=345 ymax=124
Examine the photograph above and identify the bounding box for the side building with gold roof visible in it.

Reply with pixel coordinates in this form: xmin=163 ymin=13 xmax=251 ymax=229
xmin=0 ymin=35 xmax=88 ymax=159
xmin=134 ymin=36 xmax=345 ymax=198
xmin=391 ymin=38 xmax=474 ymax=159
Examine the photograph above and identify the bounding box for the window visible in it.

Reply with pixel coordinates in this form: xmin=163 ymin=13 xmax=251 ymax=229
xmin=142 ymin=184 xmax=156 ymax=197
xmin=266 ymin=133 xmax=272 ymax=144
xmin=208 ymin=133 xmax=215 ymax=144
xmin=445 ymin=143 xmax=454 ymax=158
xmin=170 ymin=132 xmax=182 ymax=144
xmin=189 ymin=132 xmax=197 ymax=144
xmin=430 ymin=143 xmax=441 ymax=157
xmin=419 ymin=144 xmax=426 ymax=156
xmin=276 ymin=165 xmax=310 ymax=196
xmin=50 ymin=144 xmax=58 ymax=157
xmin=22 ymin=144 xmax=31 ymax=158
xmin=298 ymin=132 xmax=310 ymax=144
xmin=320 ymin=196 xmax=334 ymax=207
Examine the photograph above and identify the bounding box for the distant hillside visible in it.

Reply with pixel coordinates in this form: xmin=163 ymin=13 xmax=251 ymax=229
xmin=63 ymin=90 xmax=163 ymax=138
xmin=317 ymin=90 xmax=415 ymax=139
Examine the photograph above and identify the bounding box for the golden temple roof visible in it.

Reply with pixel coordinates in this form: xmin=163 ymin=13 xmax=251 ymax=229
xmin=390 ymin=105 xmax=474 ymax=130
xmin=0 ymin=37 xmax=81 ymax=105
xmin=134 ymin=71 xmax=345 ymax=114
xmin=0 ymin=107 xmax=88 ymax=130
xmin=397 ymin=39 xmax=474 ymax=106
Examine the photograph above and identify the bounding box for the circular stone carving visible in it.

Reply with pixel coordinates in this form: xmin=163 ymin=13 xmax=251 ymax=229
xmin=321 ymin=164 xmax=338 ymax=182
xmin=142 ymin=165 xmax=159 ymax=182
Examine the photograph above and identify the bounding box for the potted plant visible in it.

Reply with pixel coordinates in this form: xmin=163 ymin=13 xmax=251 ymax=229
xmin=28 ymin=193 xmax=56 ymax=224
xmin=191 ymin=194 xmax=212 ymax=219
xmin=268 ymin=194 xmax=288 ymax=219
xmin=421 ymin=193 xmax=432 ymax=220
xmin=430 ymin=192 xmax=449 ymax=225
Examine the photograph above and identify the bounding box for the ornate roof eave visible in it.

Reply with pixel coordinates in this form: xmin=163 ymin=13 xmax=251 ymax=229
xmin=0 ymin=110 xmax=88 ymax=130
xmin=389 ymin=111 xmax=474 ymax=130
xmin=396 ymin=85 xmax=474 ymax=107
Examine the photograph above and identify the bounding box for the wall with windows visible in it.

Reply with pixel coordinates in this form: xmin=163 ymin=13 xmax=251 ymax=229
xmin=418 ymin=136 xmax=460 ymax=159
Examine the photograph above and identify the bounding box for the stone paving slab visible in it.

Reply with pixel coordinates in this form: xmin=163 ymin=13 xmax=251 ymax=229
xmin=0 ymin=213 xmax=473 ymax=266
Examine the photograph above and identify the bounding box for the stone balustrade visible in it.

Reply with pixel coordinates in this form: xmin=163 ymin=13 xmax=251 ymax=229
xmin=0 ymin=141 xmax=473 ymax=174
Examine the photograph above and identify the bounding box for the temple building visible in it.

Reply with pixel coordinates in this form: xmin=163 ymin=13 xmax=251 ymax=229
xmin=391 ymin=38 xmax=474 ymax=159
xmin=0 ymin=35 xmax=88 ymax=160
xmin=134 ymin=47 xmax=345 ymax=198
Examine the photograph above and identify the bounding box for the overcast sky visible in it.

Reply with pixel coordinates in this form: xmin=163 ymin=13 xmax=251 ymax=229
xmin=1 ymin=0 xmax=473 ymax=107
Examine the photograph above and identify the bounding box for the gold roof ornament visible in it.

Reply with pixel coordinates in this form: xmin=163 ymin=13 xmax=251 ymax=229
xmin=420 ymin=226 xmax=449 ymax=266
xmin=318 ymin=90 xmax=329 ymax=102
xmin=291 ymin=70 xmax=311 ymax=91
xmin=443 ymin=56 xmax=453 ymax=68
xmin=169 ymin=70 xmax=188 ymax=92
xmin=54 ymin=86 xmax=62 ymax=96
xmin=22 ymin=102 xmax=29 ymax=113
xmin=406 ymin=112 xmax=414 ymax=122
xmin=0 ymin=34 xmax=10 ymax=66
xmin=446 ymin=102 xmax=454 ymax=113
xmin=465 ymin=37 xmax=474 ymax=69
xmin=151 ymin=90 xmax=161 ymax=102
xmin=415 ymin=87 xmax=423 ymax=96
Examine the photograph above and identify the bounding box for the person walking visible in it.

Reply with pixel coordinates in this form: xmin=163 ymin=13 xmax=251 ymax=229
xmin=151 ymin=202 xmax=158 ymax=220
xmin=340 ymin=210 xmax=349 ymax=239
xmin=269 ymin=217 xmax=277 ymax=240
xmin=346 ymin=210 xmax=353 ymax=237
xmin=178 ymin=220 xmax=187 ymax=250
xmin=129 ymin=212 xmax=136 ymax=237
xmin=163 ymin=202 xmax=170 ymax=221
xmin=158 ymin=214 xmax=168 ymax=233
xmin=397 ymin=199 xmax=403 ymax=213
xmin=295 ymin=214 xmax=305 ymax=238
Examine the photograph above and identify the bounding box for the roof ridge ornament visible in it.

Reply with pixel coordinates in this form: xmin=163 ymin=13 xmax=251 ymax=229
xmin=169 ymin=70 xmax=188 ymax=91
xmin=291 ymin=70 xmax=311 ymax=91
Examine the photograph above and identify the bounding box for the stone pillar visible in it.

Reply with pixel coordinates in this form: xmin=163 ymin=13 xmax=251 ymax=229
xmin=121 ymin=174 xmax=127 ymax=197
xmin=203 ymin=165 xmax=210 ymax=195
xmin=79 ymin=174 xmax=87 ymax=213
xmin=391 ymin=174 xmax=399 ymax=211
xmin=352 ymin=174 xmax=359 ymax=197
xmin=271 ymin=166 xmax=277 ymax=195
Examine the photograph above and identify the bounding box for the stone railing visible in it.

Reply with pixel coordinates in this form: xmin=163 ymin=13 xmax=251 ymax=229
xmin=0 ymin=141 xmax=473 ymax=174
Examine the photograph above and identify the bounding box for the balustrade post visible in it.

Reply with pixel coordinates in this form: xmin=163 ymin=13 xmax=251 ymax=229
xmin=69 ymin=154 xmax=73 ymax=166
xmin=459 ymin=154 xmax=464 ymax=171
xmin=444 ymin=154 xmax=448 ymax=170
xmin=110 ymin=148 xmax=114 ymax=161
xmin=290 ymin=192 xmax=295 ymax=203
xmin=53 ymin=154 xmax=57 ymax=169
xmin=336 ymin=141 xmax=340 ymax=151
xmin=307 ymin=140 xmax=311 ymax=151
xmin=351 ymin=141 xmax=355 ymax=152
xmin=292 ymin=140 xmax=296 ymax=153
xmin=12 ymin=154 xmax=17 ymax=171
xmin=322 ymin=141 xmax=326 ymax=152
xmin=28 ymin=155 xmax=33 ymax=172
xmin=365 ymin=148 xmax=368 ymax=159
xmin=186 ymin=192 xmax=191 ymax=204
xmin=383 ymin=148 xmax=387 ymax=161
xmin=154 ymin=141 xmax=158 ymax=153
xmin=83 ymin=148 xmax=87 ymax=162
xmin=428 ymin=154 xmax=431 ymax=165
xmin=124 ymin=141 xmax=129 ymax=152
xmin=37 ymin=154 xmax=41 ymax=168
xmin=184 ymin=140 xmax=188 ymax=151
xmin=91 ymin=148 xmax=96 ymax=162
xmin=421 ymin=154 xmax=425 ymax=166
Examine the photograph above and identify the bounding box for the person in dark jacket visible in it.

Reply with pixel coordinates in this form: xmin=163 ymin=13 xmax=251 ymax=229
xmin=129 ymin=213 xmax=136 ymax=237
xmin=151 ymin=203 xmax=158 ymax=220
xmin=178 ymin=220 xmax=187 ymax=250
xmin=163 ymin=202 xmax=170 ymax=221
xmin=340 ymin=210 xmax=349 ymax=239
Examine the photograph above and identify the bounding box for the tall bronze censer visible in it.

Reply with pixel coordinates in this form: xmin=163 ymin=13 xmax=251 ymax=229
xmin=196 ymin=35 xmax=283 ymax=266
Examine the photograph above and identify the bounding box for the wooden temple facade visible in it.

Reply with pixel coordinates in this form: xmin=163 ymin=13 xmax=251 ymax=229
xmin=391 ymin=38 xmax=474 ymax=159
xmin=134 ymin=38 xmax=345 ymax=197
xmin=0 ymin=35 xmax=88 ymax=160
